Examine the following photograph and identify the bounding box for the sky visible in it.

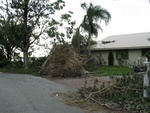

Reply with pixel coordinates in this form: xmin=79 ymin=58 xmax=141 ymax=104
xmin=61 ymin=0 xmax=150 ymax=40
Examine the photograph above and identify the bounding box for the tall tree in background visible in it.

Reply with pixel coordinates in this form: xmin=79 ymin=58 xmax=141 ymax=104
xmin=71 ymin=27 xmax=82 ymax=53
xmin=0 ymin=0 xmax=20 ymax=61
xmin=0 ymin=21 xmax=19 ymax=61
xmin=71 ymin=31 xmax=97 ymax=54
xmin=0 ymin=0 xmax=65 ymax=68
xmin=81 ymin=2 xmax=111 ymax=56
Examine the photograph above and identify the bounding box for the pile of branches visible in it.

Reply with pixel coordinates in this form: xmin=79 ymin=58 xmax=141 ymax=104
xmin=40 ymin=44 xmax=85 ymax=77
xmin=78 ymin=74 xmax=150 ymax=112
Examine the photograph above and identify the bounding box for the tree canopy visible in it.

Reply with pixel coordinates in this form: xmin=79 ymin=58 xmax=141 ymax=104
xmin=0 ymin=0 xmax=66 ymax=68
xmin=81 ymin=2 xmax=111 ymax=56
xmin=47 ymin=11 xmax=76 ymax=45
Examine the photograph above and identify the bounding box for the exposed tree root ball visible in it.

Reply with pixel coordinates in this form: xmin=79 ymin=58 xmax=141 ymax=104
xmin=40 ymin=44 xmax=85 ymax=77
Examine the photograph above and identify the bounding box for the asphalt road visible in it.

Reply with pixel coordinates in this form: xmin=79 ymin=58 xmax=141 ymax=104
xmin=0 ymin=73 xmax=85 ymax=113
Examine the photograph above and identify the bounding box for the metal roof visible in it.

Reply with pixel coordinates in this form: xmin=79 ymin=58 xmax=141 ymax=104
xmin=90 ymin=32 xmax=150 ymax=51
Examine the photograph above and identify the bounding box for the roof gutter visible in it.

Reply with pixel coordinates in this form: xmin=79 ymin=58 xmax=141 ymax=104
xmin=90 ymin=46 xmax=150 ymax=51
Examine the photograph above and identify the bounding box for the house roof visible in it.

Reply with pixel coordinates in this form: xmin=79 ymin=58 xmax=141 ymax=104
xmin=90 ymin=32 xmax=150 ymax=51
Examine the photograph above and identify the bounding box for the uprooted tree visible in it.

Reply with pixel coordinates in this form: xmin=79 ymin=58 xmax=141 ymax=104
xmin=39 ymin=9 xmax=87 ymax=77
xmin=40 ymin=44 xmax=86 ymax=77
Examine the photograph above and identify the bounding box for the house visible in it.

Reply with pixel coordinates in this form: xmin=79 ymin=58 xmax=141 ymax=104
xmin=90 ymin=32 xmax=150 ymax=66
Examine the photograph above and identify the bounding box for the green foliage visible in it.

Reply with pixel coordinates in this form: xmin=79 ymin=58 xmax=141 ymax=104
xmin=0 ymin=0 xmax=66 ymax=68
xmin=47 ymin=11 xmax=76 ymax=45
xmin=29 ymin=56 xmax=47 ymax=69
xmin=0 ymin=49 xmax=9 ymax=68
xmin=0 ymin=21 xmax=17 ymax=61
xmin=0 ymin=58 xmax=9 ymax=68
xmin=80 ymin=2 xmax=111 ymax=56
xmin=0 ymin=67 xmax=40 ymax=76
xmin=81 ymin=2 xmax=111 ymax=35
xmin=78 ymin=79 xmax=99 ymax=98
xmin=78 ymin=74 xmax=150 ymax=112
xmin=71 ymin=30 xmax=97 ymax=53
xmin=0 ymin=56 xmax=47 ymax=76
xmin=71 ymin=32 xmax=87 ymax=52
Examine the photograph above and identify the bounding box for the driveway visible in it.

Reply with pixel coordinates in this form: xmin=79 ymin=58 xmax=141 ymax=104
xmin=52 ymin=76 xmax=113 ymax=89
xmin=0 ymin=73 xmax=85 ymax=113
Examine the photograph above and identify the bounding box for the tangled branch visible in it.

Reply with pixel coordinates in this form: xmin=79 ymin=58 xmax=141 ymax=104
xmin=77 ymin=74 xmax=150 ymax=112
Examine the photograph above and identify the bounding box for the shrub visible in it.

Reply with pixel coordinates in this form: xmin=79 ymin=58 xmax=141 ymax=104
xmin=0 ymin=50 xmax=9 ymax=68
xmin=30 ymin=56 xmax=47 ymax=69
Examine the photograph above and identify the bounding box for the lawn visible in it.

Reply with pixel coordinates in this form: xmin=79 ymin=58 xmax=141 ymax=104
xmin=0 ymin=67 xmax=40 ymax=76
xmin=85 ymin=64 xmax=132 ymax=76
xmin=0 ymin=64 xmax=132 ymax=77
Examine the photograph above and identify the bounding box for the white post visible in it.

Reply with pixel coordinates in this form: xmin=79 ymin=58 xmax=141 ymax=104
xmin=143 ymin=58 xmax=149 ymax=98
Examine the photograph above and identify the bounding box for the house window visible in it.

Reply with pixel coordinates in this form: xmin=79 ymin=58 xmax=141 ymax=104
xmin=142 ymin=49 xmax=150 ymax=59
xmin=116 ymin=50 xmax=128 ymax=59
xmin=142 ymin=49 xmax=150 ymax=56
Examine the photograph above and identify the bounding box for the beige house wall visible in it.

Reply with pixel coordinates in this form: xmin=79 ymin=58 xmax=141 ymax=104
xmin=91 ymin=51 xmax=107 ymax=65
xmin=128 ymin=49 xmax=142 ymax=65
xmin=92 ymin=51 xmax=116 ymax=65
xmin=100 ymin=51 xmax=108 ymax=65
xmin=92 ymin=49 xmax=142 ymax=66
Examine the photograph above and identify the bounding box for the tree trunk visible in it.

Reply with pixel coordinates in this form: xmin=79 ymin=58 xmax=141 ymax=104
xmin=77 ymin=27 xmax=81 ymax=53
xmin=88 ymin=26 xmax=91 ymax=56
xmin=23 ymin=50 xmax=29 ymax=69
xmin=23 ymin=0 xmax=29 ymax=69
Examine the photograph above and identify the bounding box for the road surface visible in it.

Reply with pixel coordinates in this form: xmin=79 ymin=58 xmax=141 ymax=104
xmin=0 ymin=73 xmax=85 ymax=113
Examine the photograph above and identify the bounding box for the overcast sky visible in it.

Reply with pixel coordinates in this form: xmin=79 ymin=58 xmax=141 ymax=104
xmin=62 ymin=0 xmax=150 ymax=40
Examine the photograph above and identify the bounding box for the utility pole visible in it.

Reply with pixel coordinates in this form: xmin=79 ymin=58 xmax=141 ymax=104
xmin=143 ymin=58 xmax=149 ymax=98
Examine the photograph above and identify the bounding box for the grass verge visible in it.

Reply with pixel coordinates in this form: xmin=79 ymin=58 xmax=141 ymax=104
xmin=0 ymin=67 xmax=40 ymax=76
xmin=85 ymin=64 xmax=131 ymax=76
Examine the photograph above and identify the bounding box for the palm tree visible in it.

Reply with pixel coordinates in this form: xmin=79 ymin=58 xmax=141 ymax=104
xmin=72 ymin=27 xmax=81 ymax=53
xmin=81 ymin=2 xmax=111 ymax=56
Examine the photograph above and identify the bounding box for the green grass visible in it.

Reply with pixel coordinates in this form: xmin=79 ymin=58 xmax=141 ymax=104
xmin=0 ymin=64 xmax=131 ymax=77
xmin=0 ymin=67 xmax=40 ymax=76
xmin=85 ymin=64 xmax=131 ymax=76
